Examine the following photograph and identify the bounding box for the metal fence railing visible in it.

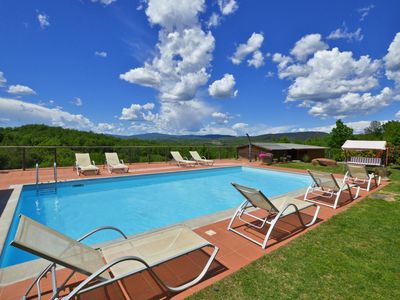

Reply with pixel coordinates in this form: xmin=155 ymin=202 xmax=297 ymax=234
xmin=0 ymin=145 xmax=239 ymax=170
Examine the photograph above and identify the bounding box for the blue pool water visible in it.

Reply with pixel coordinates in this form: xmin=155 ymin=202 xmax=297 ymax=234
xmin=0 ymin=166 xmax=311 ymax=267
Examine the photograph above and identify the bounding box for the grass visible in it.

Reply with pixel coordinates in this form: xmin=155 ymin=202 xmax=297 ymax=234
xmin=190 ymin=167 xmax=400 ymax=299
xmin=276 ymin=161 xmax=346 ymax=174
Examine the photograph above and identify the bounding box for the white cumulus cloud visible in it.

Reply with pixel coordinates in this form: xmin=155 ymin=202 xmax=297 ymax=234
xmin=120 ymin=103 xmax=157 ymax=121
xmin=272 ymin=33 xmax=397 ymax=119
xmin=120 ymin=0 xmax=224 ymax=133
xmin=231 ymin=32 xmax=264 ymax=65
xmin=8 ymin=84 xmax=36 ymax=95
xmin=396 ymin=111 xmax=400 ymax=119
xmin=212 ymin=112 xmax=231 ymax=124
xmin=358 ymin=4 xmax=375 ymax=21
xmin=0 ymin=71 xmax=6 ymax=87
xmin=37 ymin=13 xmax=50 ymax=29
xmin=94 ymin=51 xmax=107 ymax=58
xmin=208 ymin=74 xmax=238 ymax=98
xmin=290 ymin=33 xmax=328 ymax=61
xmin=145 ymin=0 xmax=204 ymax=30
xmin=91 ymin=0 xmax=117 ymax=5
xmin=0 ymin=98 xmax=94 ymax=130
xmin=247 ymin=50 xmax=264 ymax=68
xmin=207 ymin=12 xmax=220 ymax=28
xmin=384 ymin=32 xmax=400 ymax=86
xmin=71 ymin=97 xmax=83 ymax=106
xmin=327 ymin=25 xmax=363 ymax=42
xmin=218 ymin=0 xmax=238 ymax=15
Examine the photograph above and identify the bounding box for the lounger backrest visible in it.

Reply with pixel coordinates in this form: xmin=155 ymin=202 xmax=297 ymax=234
xmin=307 ymin=170 xmax=339 ymax=191
xmin=105 ymin=152 xmax=120 ymax=166
xmin=232 ymin=183 xmax=279 ymax=214
xmin=346 ymin=163 xmax=369 ymax=179
xmin=189 ymin=151 xmax=202 ymax=160
xmin=75 ymin=153 xmax=92 ymax=168
xmin=11 ymin=215 xmax=110 ymax=280
xmin=170 ymin=151 xmax=184 ymax=161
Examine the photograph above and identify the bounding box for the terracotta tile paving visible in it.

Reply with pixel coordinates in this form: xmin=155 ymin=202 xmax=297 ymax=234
xmin=0 ymin=161 xmax=388 ymax=299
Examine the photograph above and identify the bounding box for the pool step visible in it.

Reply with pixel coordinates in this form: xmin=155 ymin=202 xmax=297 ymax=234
xmin=37 ymin=183 xmax=57 ymax=194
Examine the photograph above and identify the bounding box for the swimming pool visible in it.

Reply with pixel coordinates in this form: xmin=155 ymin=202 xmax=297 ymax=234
xmin=0 ymin=166 xmax=311 ymax=267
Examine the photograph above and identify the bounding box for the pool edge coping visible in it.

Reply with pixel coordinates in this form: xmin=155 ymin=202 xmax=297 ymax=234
xmin=0 ymin=164 xmax=309 ymax=286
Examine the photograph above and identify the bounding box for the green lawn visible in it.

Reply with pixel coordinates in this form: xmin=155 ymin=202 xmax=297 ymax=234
xmin=276 ymin=161 xmax=346 ymax=174
xmin=190 ymin=167 xmax=400 ymax=299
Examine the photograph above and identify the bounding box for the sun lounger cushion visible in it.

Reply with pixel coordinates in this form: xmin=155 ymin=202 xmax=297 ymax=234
xmin=100 ymin=225 xmax=210 ymax=276
xmin=271 ymin=196 xmax=315 ymax=217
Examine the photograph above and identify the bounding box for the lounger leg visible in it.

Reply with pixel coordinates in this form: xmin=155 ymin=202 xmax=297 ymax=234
xmin=262 ymin=214 xmax=280 ymax=249
xmin=367 ymin=178 xmax=371 ymax=191
xmin=333 ymin=190 xmax=341 ymax=209
xmin=302 ymin=204 xmax=320 ymax=227
xmin=303 ymin=185 xmax=312 ymax=201
xmin=227 ymin=201 xmax=247 ymax=230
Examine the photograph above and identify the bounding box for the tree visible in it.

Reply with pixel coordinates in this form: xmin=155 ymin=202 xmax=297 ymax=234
xmin=328 ymin=120 xmax=353 ymax=148
xmin=364 ymin=121 xmax=383 ymax=137
xmin=278 ymin=136 xmax=291 ymax=143
xmin=383 ymin=121 xmax=400 ymax=145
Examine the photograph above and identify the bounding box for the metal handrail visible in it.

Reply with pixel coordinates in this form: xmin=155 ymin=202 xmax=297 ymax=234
xmin=53 ymin=162 xmax=57 ymax=191
xmin=35 ymin=162 xmax=39 ymax=193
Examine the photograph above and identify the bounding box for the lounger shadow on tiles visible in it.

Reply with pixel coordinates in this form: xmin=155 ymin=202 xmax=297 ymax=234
xmin=11 ymin=215 xmax=219 ymax=300
xmin=227 ymin=183 xmax=320 ymax=249
xmin=304 ymin=169 xmax=360 ymax=209
xmin=75 ymin=153 xmax=99 ymax=176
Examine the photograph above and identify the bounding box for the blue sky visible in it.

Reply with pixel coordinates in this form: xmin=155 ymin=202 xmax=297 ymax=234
xmin=0 ymin=0 xmax=399 ymax=136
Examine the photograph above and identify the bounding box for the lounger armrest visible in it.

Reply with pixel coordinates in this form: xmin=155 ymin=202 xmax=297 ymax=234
xmin=77 ymin=226 xmax=128 ymax=242
xmin=202 ymin=156 xmax=207 ymax=159
xmin=120 ymin=159 xmax=124 ymax=164
xmin=92 ymin=160 xmax=96 ymax=166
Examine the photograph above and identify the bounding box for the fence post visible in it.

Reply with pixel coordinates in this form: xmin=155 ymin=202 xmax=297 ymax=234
xmin=22 ymin=147 xmax=26 ymax=171
xmin=54 ymin=148 xmax=57 ymax=165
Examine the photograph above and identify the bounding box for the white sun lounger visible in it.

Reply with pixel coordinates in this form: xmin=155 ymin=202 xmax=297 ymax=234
xmin=228 ymin=183 xmax=320 ymax=249
xmin=344 ymin=163 xmax=381 ymax=191
xmin=170 ymin=151 xmax=197 ymax=167
xmin=105 ymin=152 xmax=129 ymax=173
xmin=75 ymin=153 xmax=99 ymax=176
xmin=304 ymin=170 xmax=360 ymax=209
xmin=189 ymin=151 xmax=214 ymax=166
xmin=11 ymin=215 xmax=219 ymax=300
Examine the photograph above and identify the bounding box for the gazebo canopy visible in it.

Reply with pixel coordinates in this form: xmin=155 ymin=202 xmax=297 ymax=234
xmin=341 ymin=140 xmax=387 ymax=151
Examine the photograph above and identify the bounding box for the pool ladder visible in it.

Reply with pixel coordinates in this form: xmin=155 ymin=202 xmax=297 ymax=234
xmin=36 ymin=162 xmax=58 ymax=194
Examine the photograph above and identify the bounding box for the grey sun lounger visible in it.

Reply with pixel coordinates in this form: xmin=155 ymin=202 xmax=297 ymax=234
xmin=11 ymin=215 xmax=219 ymax=300
xmin=304 ymin=169 xmax=360 ymax=209
xmin=170 ymin=151 xmax=197 ymax=167
xmin=105 ymin=152 xmax=129 ymax=173
xmin=228 ymin=183 xmax=320 ymax=249
xmin=75 ymin=153 xmax=99 ymax=176
xmin=189 ymin=151 xmax=214 ymax=166
xmin=343 ymin=163 xmax=381 ymax=191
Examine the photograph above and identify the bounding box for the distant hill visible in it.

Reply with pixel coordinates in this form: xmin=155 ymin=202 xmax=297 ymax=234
xmin=119 ymin=131 xmax=328 ymax=144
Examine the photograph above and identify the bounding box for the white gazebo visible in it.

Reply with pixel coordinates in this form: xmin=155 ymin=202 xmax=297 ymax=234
xmin=341 ymin=140 xmax=388 ymax=166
